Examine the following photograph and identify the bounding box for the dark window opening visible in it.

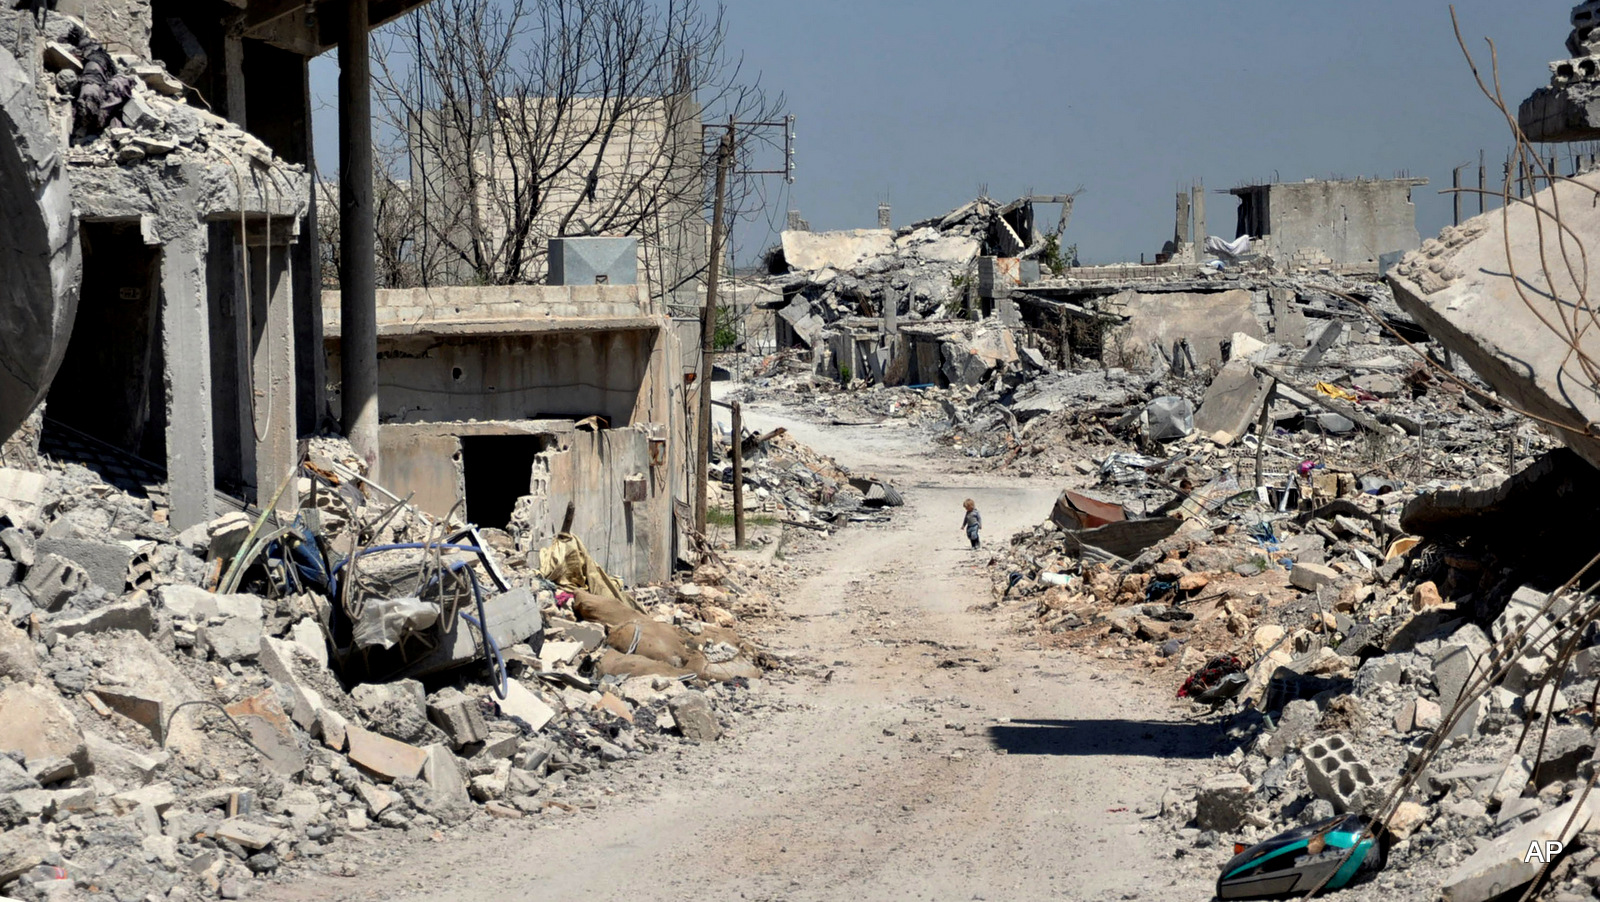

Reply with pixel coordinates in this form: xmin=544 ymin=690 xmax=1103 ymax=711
xmin=43 ymin=223 xmax=166 ymax=486
xmin=460 ymin=435 xmax=550 ymax=528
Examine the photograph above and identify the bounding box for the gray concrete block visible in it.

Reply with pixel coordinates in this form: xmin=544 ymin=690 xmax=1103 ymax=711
xmin=45 ymin=597 xmax=154 ymax=644
xmin=1301 ymin=734 xmax=1374 ymax=814
xmin=37 ymin=536 xmax=135 ymax=592
xmin=21 ymin=553 xmax=88 ymax=611
xmin=1195 ymin=772 xmax=1254 ymax=831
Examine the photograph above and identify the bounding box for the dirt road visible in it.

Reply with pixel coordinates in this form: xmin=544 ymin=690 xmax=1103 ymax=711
xmin=263 ymin=410 xmax=1221 ymax=902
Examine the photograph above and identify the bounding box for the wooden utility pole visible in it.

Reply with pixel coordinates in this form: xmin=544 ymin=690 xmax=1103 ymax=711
xmin=694 ymin=124 xmax=735 ymax=536
xmin=730 ymin=401 xmax=745 ymax=547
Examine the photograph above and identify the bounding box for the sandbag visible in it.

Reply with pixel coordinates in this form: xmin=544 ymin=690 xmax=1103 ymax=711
xmin=572 ymin=589 xmax=639 ymax=629
xmin=604 ymin=620 xmax=692 ymax=668
xmin=697 ymin=657 xmax=763 ymax=682
xmin=592 ymin=650 xmax=693 ymax=680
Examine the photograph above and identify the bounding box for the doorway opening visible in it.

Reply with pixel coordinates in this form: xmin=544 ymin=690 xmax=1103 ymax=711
xmin=460 ymin=434 xmax=550 ymax=528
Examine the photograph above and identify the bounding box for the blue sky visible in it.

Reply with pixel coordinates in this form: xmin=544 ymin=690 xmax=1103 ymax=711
xmin=310 ymin=1 xmax=1574 ymax=265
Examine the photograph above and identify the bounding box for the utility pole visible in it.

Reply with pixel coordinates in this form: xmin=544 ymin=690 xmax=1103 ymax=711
xmin=694 ymin=124 xmax=734 ymax=537
xmin=730 ymin=401 xmax=745 ymax=547
xmin=339 ymin=0 xmax=379 ymax=481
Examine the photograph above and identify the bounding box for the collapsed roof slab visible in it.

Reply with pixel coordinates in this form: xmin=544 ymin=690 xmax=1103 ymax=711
xmin=0 ymin=45 xmax=80 ymax=443
xmin=1387 ymin=173 xmax=1600 ymax=470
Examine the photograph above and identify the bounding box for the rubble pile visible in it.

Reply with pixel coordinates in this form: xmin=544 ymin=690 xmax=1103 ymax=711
xmin=763 ymin=197 xmax=1006 ymax=337
xmin=0 ymin=434 xmax=802 ymax=901
xmin=24 ymin=17 xmax=291 ymax=174
xmin=703 ymin=423 xmax=903 ymax=537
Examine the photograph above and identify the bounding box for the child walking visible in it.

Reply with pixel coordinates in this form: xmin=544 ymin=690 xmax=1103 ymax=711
xmin=962 ymin=498 xmax=982 ymax=549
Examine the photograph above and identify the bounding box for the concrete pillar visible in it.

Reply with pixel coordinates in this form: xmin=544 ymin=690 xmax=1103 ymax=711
xmin=294 ymin=57 xmax=325 ymax=435
xmin=1175 ymin=191 xmax=1191 ymax=245
xmin=339 ymin=0 xmax=379 ymax=478
xmin=223 ymin=32 xmax=246 ymax=128
xmin=877 ymin=203 xmax=891 ymax=229
xmin=251 ymin=223 xmax=298 ymax=510
xmin=161 ymin=222 xmax=216 ymax=530
xmin=884 ymin=288 xmax=897 ymax=335
xmin=1193 ymin=184 xmax=1207 ymax=261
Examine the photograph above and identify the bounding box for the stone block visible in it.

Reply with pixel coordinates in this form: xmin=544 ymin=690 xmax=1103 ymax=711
xmin=1194 ymin=360 xmax=1270 ymax=444
xmin=0 ymin=526 xmax=35 ymax=566
xmin=668 ymin=691 xmax=721 ymax=741
xmin=1442 ymin=798 xmax=1595 ymax=902
xmin=0 ymin=468 xmax=46 ymax=526
xmin=0 ymin=826 xmax=48 ymax=884
xmin=1395 ymin=696 xmax=1442 ymax=733
xmin=352 ymin=680 xmax=432 ymax=744
xmin=0 ymin=618 xmax=40 ymax=682
xmin=1195 ymin=772 xmax=1254 ymax=831
xmin=112 ymin=781 xmax=176 ymax=815
xmin=214 ymin=818 xmax=281 ymax=851
xmin=20 ymin=552 xmax=88 ymax=611
xmin=1434 ymin=632 xmax=1492 ymax=709
xmin=36 ymin=536 xmax=136 ymax=593
xmin=420 ymin=744 xmax=471 ymax=813
xmin=0 ymin=682 xmax=89 ymax=775
xmin=1412 ymin=581 xmax=1445 ymax=611
xmin=205 ymin=512 xmax=252 ymax=562
xmin=345 ymin=725 xmax=428 ymax=782
xmin=197 ymin=594 xmax=263 ymax=663
xmin=495 ymin=680 xmax=554 ymax=733
xmin=1289 ymin=562 xmax=1339 ymax=591
xmin=45 ymin=596 xmax=154 ymax=643
xmin=1301 ymin=734 xmax=1374 ymax=813
xmin=426 ymin=688 xmax=488 ymax=749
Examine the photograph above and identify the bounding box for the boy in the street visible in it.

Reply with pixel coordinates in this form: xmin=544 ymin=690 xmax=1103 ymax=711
xmin=962 ymin=498 xmax=982 ymax=549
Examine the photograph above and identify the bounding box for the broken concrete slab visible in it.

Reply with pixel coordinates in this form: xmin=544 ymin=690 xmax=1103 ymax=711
xmin=21 ymin=552 xmax=89 ymax=610
xmin=420 ymin=743 xmax=471 ymax=814
xmin=1389 ymin=175 xmax=1600 ymax=471
xmin=1106 ymin=289 xmax=1267 ymax=367
xmin=45 ymin=596 xmax=154 ymax=643
xmin=344 ymin=725 xmax=428 ymax=782
xmin=35 ymin=535 xmax=137 ymax=593
xmin=1289 ymin=562 xmax=1339 ymax=592
xmin=496 ymin=680 xmax=555 ymax=733
xmin=196 ymin=593 xmax=263 ymax=663
xmin=1194 ymin=772 xmax=1254 ymax=831
xmin=1194 ymin=360 xmax=1271 ymax=444
xmin=0 ymin=617 xmax=40 ymax=682
xmin=0 ymin=825 xmax=49 ymax=885
xmin=0 ymin=682 xmax=89 ymax=776
xmin=781 ymin=228 xmax=895 ymax=272
xmin=0 ymin=38 xmax=80 ymax=452
xmin=214 ymin=818 xmax=281 ymax=851
xmin=426 ymin=688 xmax=488 ymax=749
xmin=395 ymin=588 xmax=542 ymax=680
xmin=668 ymin=691 xmax=722 ymax=741
xmin=1442 ymin=797 xmax=1596 ymax=902
xmin=351 ymin=680 xmax=433 ymax=744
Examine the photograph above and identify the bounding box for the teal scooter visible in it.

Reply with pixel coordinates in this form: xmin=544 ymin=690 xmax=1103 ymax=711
xmin=1216 ymin=813 xmax=1386 ymax=899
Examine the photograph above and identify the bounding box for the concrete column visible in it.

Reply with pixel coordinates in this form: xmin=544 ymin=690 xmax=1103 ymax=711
xmin=1193 ymin=184 xmax=1207 ymax=261
xmin=1175 ymin=191 xmax=1191 ymax=245
xmin=294 ymin=57 xmax=325 ymax=435
xmin=223 ymin=31 xmax=246 ymax=128
xmin=339 ymin=0 xmax=379 ymax=478
xmin=251 ymin=224 xmax=298 ymax=511
xmin=161 ymin=222 xmax=216 ymax=530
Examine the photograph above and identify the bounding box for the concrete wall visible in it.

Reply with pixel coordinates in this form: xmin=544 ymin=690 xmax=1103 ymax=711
xmin=327 ymin=327 xmax=657 ymax=428
xmin=323 ymin=283 xmax=652 ymax=332
xmin=1105 ymin=289 xmax=1266 ymax=368
xmin=1235 ymin=180 xmax=1425 ymax=270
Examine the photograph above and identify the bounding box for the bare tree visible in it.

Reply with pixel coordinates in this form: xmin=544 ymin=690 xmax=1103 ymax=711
xmin=367 ymin=0 xmax=783 ymax=298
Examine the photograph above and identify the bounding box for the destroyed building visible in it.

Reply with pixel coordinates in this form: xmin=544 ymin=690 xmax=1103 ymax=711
xmin=322 ymin=237 xmax=689 ymax=584
xmin=1227 ymin=177 xmax=1428 ymax=272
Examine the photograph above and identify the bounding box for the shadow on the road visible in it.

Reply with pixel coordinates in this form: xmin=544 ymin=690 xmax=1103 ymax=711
xmin=986 ymin=719 xmax=1227 ymax=759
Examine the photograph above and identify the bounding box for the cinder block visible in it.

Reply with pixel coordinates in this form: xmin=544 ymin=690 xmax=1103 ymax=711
xmin=1301 ymin=733 xmax=1375 ymax=813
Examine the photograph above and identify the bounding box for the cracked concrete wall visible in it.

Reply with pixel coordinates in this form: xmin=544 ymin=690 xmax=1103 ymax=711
xmin=0 ymin=36 xmax=81 ymax=444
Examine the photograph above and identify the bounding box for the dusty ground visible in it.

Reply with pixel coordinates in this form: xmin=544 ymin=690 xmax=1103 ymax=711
xmin=257 ymin=403 xmax=1226 ymax=902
